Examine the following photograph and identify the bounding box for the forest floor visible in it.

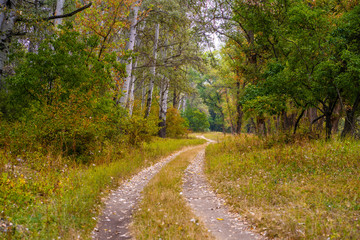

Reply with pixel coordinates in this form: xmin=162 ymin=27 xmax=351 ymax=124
xmin=92 ymin=136 xmax=263 ymax=240
xmin=92 ymin=136 xmax=264 ymax=240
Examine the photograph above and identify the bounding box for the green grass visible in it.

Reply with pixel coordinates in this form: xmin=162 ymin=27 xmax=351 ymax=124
xmin=205 ymin=134 xmax=360 ymax=239
xmin=131 ymin=145 xmax=213 ymax=240
xmin=0 ymin=137 xmax=205 ymax=239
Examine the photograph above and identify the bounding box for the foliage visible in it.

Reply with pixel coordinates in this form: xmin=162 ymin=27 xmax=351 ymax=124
xmin=2 ymin=24 xmax=127 ymax=160
xmin=241 ymin=84 xmax=286 ymax=118
xmin=166 ymin=107 xmax=188 ymax=138
xmin=122 ymin=113 xmax=160 ymax=146
xmin=182 ymin=106 xmax=210 ymax=132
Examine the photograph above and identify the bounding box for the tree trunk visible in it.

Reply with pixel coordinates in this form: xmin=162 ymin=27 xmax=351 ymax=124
xmin=235 ymin=79 xmax=243 ymax=134
xmin=182 ymin=95 xmax=187 ymax=112
xmin=54 ymin=0 xmax=65 ymax=26
xmin=0 ymin=0 xmax=17 ymax=79
xmin=225 ymin=89 xmax=235 ymax=134
xmin=145 ymin=23 xmax=160 ymax=118
xmin=128 ymin=58 xmax=138 ymax=116
xmin=325 ymin=112 xmax=332 ymax=140
xmin=256 ymin=117 xmax=266 ymax=136
xmin=173 ymin=88 xmax=180 ymax=109
xmin=120 ymin=1 xmax=140 ymax=107
xmin=141 ymin=74 xmax=146 ymax=110
xmin=281 ymin=111 xmax=296 ymax=132
xmin=331 ymin=103 xmax=342 ymax=134
xmin=341 ymin=93 xmax=360 ymax=138
xmin=158 ymin=77 xmax=169 ymax=138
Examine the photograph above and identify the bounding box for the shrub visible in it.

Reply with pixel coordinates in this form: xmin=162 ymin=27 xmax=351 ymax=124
xmin=182 ymin=107 xmax=210 ymax=132
xmin=166 ymin=107 xmax=188 ymax=138
xmin=2 ymin=24 xmax=125 ymax=160
xmin=122 ymin=114 xmax=160 ymax=146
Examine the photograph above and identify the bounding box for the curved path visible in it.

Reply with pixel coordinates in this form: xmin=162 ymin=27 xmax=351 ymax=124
xmin=93 ymin=137 xmax=264 ymax=239
xmin=183 ymin=138 xmax=264 ymax=240
xmin=92 ymin=147 xmax=193 ymax=240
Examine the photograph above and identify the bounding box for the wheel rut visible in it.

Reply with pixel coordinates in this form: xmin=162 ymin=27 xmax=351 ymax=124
xmin=93 ymin=137 xmax=264 ymax=240
xmin=92 ymin=147 xmax=193 ymax=240
xmin=182 ymin=139 xmax=264 ymax=240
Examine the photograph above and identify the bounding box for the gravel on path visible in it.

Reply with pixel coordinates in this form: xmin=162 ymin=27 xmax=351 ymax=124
xmin=183 ymin=147 xmax=265 ymax=240
xmin=92 ymin=147 xmax=193 ymax=240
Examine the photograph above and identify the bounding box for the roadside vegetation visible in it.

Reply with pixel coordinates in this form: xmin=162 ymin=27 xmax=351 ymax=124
xmin=132 ymin=145 xmax=213 ymax=240
xmin=205 ymin=134 xmax=360 ymax=239
xmin=0 ymin=137 xmax=204 ymax=239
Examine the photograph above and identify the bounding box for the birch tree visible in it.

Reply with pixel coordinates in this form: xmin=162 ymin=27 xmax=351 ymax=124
xmin=119 ymin=0 xmax=141 ymax=107
xmin=54 ymin=0 xmax=66 ymax=26
xmin=144 ymin=23 xmax=159 ymax=118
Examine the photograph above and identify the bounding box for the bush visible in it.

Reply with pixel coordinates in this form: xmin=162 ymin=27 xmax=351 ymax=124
xmin=122 ymin=114 xmax=160 ymax=146
xmin=182 ymin=107 xmax=210 ymax=132
xmin=1 ymin=24 xmax=125 ymax=160
xmin=166 ymin=108 xmax=188 ymax=138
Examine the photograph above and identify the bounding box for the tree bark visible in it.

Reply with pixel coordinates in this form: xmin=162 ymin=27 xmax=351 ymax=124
xmin=256 ymin=117 xmax=266 ymax=136
xmin=141 ymin=73 xmax=146 ymax=110
xmin=145 ymin=23 xmax=160 ymax=118
xmin=54 ymin=0 xmax=65 ymax=26
xmin=158 ymin=77 xmax=169 ymax=138
xmin=281 ymin=111 xmax=296 ymax=132
xmin=235 ymin=78 xmax=243 ymax=134
xmin=128 ymin=59 xmax=138 ymax=116
xmin=0 ymin=0 xmax=17 ymax=79
xmin=341 ymin=93 xmax=360 ymax=138
xmin=120 ymin=1 xmax=140 ymax=107
xmin=225 ymin=88 xmax=235 ymax=134
xmin=331 ymin=103 xmax=342 ymax=134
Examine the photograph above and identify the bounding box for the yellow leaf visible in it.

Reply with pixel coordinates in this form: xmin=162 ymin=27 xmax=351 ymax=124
xmin=216 ymin=218 xmax=224 ymax=221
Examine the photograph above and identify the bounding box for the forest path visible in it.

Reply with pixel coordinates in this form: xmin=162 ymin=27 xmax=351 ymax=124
xmin=92 ymin=146 xmax=195 ymax=240
xmin=93 ymin=136 xmax=263 ymax=240
xmin=183 ymin=137 xmax=264 ymax=240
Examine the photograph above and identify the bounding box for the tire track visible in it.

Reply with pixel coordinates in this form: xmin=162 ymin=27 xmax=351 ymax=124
xmin=183 ymin=139 xmax=264 ymax=240
xmin=92 ymin=147 xmax=196 ymax=240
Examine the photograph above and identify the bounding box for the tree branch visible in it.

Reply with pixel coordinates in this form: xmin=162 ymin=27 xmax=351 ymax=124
xmin=43 ymin=3 xmax=92 ymax=21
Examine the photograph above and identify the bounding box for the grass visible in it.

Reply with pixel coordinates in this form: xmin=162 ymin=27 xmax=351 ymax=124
xmin=131 ymin=145 xmax=214 ymax=240
xmin=0 ymin=137 xmax=206 ymax=239
xmin=205 ymin=134 xmax=360 ymax=239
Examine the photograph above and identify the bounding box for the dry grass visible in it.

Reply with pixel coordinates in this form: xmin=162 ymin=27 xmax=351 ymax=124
xmin=205 ymin=134 xmax=360 ymax=239
xmin=0 ymin=138 xmax=205 ymax=239
xmin=131 ymin=145 xmax=214 ymax=240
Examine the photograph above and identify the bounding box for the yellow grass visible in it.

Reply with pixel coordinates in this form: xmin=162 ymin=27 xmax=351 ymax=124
xmin=131 ymin=145 xmax=214 ymax=240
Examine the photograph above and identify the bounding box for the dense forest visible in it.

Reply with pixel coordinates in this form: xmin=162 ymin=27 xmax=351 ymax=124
xmin=0 ymin=0 xmax=359 ymax=150
xmin=1 ymin=0 xmax=360 ymax=239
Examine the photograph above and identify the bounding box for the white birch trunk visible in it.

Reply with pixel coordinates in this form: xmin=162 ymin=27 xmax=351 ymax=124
xmin=128 ymin=59 xmax=138 ymax=116
xmin=158 ymin=77 xmax=169 ymax=137
xmin=158 ymin=37 xmax=170 ymax=137
xmin=182 ymin=95 xmax=187 ymax=112
xmin=141 ymin=76 xmax=146 ymax=110
xmin=145 ymin=23 xmax=160 ymax=118
xmin=54 ymin=0 xmax=65 ymax=26
xmin=119 ymin=1 xmax=140 ymax=107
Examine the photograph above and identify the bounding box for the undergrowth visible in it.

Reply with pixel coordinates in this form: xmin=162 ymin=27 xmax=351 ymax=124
xmin=205 ymin=134 xmax=360 ymax=239
xmin=0 ymin=137 xmax=205 ymax=239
